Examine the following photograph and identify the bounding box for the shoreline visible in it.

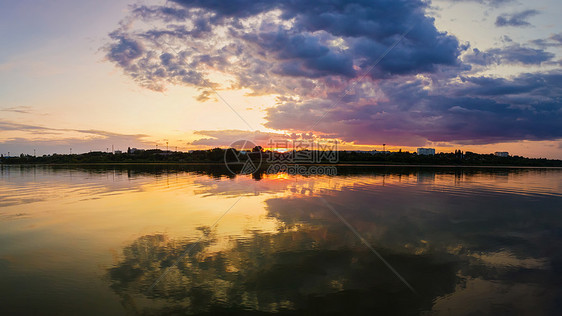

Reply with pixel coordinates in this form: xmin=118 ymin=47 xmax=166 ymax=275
xmin=1 ymin=162 xmax=561 ymax=169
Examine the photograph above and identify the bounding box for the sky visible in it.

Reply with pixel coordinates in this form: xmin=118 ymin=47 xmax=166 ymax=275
xmin=1 ymin=0 xmax=561 ymax=158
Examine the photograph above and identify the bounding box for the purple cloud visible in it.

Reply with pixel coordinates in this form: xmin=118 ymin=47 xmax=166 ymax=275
xmin=104 ymin=0 xmax=463 ymax=97
xmin=265 ymin=71 xmax=562 ymax=145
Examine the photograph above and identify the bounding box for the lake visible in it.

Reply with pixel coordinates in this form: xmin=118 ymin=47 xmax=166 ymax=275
xmin=1 ymin=165 xmax=561 ymax=315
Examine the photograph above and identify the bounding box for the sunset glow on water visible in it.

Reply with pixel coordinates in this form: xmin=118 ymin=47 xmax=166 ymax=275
xmin=1 ymin=165 xmax=561 ymax=314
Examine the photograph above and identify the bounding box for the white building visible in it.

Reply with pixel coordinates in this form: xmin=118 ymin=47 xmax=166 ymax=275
xmin=417 ymin=148 xmax=435 ymax=155
xmin=495 ymin=152 xmax=509 ymax=157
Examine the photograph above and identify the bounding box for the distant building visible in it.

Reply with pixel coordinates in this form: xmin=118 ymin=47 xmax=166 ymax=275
xmin=114 ymin=150 xmax=122 ymax=154
xmin=417 ymin=148 xmax=435 ymax=155
xmin=495 ymin=152 xmax=509 ymax=157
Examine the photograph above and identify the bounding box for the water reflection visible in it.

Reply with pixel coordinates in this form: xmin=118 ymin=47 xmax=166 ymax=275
xmin=108 ymin=231 xmax=458 ymax=315
xmin=0 ymin=165 xmax=561 ymax=315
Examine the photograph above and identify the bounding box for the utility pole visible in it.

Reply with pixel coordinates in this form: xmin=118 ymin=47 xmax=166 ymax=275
xmin=112 ymin=145 xmax=114 ymax=154
xmin=166 ymin=141 xmax=169 ymax=152
xmin=70 ymin=148 xmax=72 ymax=155
xmin=33 ymin=149 xmax=36 ymax=157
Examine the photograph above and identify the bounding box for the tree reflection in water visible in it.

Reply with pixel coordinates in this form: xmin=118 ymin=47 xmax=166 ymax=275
xmin=107 ymin=223 xmax=460 ymax=315
xmin=103 ymin=167 xmax=562 ymax=315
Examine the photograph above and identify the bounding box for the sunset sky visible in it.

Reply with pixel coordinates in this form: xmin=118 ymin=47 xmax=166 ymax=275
xmin=1 ymin=0 xmax=561 ymax=158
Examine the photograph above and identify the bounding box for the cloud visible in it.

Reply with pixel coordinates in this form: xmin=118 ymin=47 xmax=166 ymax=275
xmin=463 ymin=44 xmax=554 ymax=66
xmin=106 ymin=35 xmax=144 ymax=68
xmin=0 ymin=120 xmax=54 ymax=132
xmin=104 ymin=0 xmax=464 ymax=98
xmin=103 ymin=0 xmax=562 ymax=147
xmin=0 ymin=120 xmax=151 ymax=155
xmin=530 ymin=33 xmax=562 ymax=48
xmin=265 ymin=70 xmax=562 ymax=145
xmin=463 ymin=48 xmax=499 ymax=66
xmin=190 ymin=130 xmax=300 ymax=147
xmin=495 ymin=10 xmax=539 ymax=27
xmin=447 ymin=0 xmax=514 ymax=7
xmin=457 ymin=71 xmax=562 ymax=97
xmin=0 ymin=106 xmax=32 ymax=114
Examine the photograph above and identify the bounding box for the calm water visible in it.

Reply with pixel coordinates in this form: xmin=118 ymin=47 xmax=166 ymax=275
xmin=1 ymin=165 xmax=561 ymax=315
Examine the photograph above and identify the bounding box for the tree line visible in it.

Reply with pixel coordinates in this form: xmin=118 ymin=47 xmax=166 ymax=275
xmin=1 ymin=148 xmax=561 ymax=167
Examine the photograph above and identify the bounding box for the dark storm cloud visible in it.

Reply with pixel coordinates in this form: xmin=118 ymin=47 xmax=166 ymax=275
xmin=495 ymin=10 xmax=539 ymax=27
xmin=464 ymin=44 xmax=554 ymax=66
xmin=241 ymin=31 xmax=357 ymax=78
xmin=458 ymin=72 xmax=562 ymax=97
xmin=203 ymin=0 xmax=462 ymax=78
xmin=105 ymin=0 xmax=464 ymax=95
xmin=265 ymin=71 xmax=562 ymax=145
